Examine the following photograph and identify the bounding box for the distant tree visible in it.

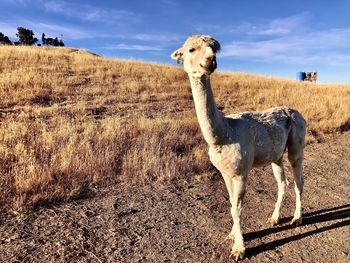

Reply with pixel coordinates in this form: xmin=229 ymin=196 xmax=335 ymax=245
xmin=16 ymin=27 xmax=38 ymax=45
xmin=0 ymin=32 xmax=12 ymax=45
xmin=53 ymin=37 xmax=59 ymax=46
xmin=59 ymin=34 xmax=64 ymax=46
xmin=46 ymin=37 xmax=53 ymax=46
xmin=41 ymin=33 xmax=65 ymax=46
xmin=42 ymin=33 xmax=46 ymax=45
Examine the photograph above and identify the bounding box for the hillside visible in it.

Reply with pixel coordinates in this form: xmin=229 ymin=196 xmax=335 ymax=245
xmin=1 ymin=46 xmax=350 ymax=263
xmin=0 ymin=46 xmax=350 ymax=211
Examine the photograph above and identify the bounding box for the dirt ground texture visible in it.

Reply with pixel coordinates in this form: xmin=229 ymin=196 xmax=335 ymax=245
xmin=0 ymin=131 xmax=349 ymax=263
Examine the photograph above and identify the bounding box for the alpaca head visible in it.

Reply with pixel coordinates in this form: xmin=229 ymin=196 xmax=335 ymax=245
xmin=171 ymin=35 xmax=221 ymax=76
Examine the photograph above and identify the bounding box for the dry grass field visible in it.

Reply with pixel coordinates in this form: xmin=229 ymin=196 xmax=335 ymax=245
xmin=0 ymin=45 xmax=349 ymax=213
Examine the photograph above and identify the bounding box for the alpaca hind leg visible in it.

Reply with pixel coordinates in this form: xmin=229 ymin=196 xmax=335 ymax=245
xmin=267 ymin=159 xmax=287 ymax=226
xmin=229 ymin=175 xmax=246 ymax=261
xmin=290 ymin=157 xmax=304 ymax=225
xmin=287 ymin=113 xmax=306 ymax=226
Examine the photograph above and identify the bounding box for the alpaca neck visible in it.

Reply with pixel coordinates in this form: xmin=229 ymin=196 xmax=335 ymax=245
xmin=189 ymin=74 xmax=227 ymax=145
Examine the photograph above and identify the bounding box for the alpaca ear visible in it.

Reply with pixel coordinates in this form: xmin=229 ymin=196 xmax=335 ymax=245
xmin=171 ymin=48 xmax=183 ymax=60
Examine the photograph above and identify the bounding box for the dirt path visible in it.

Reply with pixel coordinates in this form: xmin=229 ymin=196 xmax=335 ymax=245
xmin=1 ymin=132 xmax=349 ymax=263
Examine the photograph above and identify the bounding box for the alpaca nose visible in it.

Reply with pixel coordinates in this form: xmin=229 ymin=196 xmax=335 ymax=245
xmin=203 ymin=55 xmax=214 ymax=62
xmin=201 ymin=47 xmax=215 ymax=68
xmin=200 ymin=47 xmax=216 ymax=71
xmin=203 ymin=46 xmax=214 ymax=60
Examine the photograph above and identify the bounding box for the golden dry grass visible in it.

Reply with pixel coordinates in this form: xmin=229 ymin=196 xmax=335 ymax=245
xmin=0 ymin=46 xmax=349 ymax=212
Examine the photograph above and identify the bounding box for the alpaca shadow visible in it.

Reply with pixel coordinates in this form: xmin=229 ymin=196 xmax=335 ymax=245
xmin=244 ymin=204 xmax=350 ymax=258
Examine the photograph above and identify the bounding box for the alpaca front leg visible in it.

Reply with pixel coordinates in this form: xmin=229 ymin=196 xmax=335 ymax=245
xmin=267 ymin=160 xmax=287 ymax=226
xmin=229 ymin=175 xmax=246 ymax=261
xmin=221 ymin=173 xmax=235 ymax=241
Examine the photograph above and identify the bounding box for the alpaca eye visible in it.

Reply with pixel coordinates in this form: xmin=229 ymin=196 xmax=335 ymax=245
xmin=189 ymin=48 xmax=195 ymax=53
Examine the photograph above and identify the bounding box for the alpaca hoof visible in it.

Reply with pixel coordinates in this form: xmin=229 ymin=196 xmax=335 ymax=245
xmin=266 ymin=217 xmax=279 ymax=226
xmin=290 ymin=217 xmax=302 ymax=226
xmin=229 ymin=245 xmax=245 ymax=261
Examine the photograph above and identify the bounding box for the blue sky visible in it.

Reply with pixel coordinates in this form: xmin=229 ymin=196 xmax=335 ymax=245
xmin=1 ymin=0 xmax=350 ymax=83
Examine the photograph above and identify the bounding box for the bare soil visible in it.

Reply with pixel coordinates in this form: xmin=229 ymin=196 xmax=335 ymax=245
xmin=1 ymin=131 xmax=349 ymax=263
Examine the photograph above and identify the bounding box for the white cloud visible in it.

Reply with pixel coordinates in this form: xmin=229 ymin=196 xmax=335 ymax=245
xmin=0 ymin=20 xmax=98 ymax=40
xmin=220 ymin=12 xmax=350 ymax=66
xmin=245 ymin=13 xmax=310 ymax=37
xmin=193 ymin=13 xmax=310 ymax=37
xmin=133 ymin=33 xmax=181 ymax=42
xmin=194 ymin=24 xmax=222 ymax=33
xmin=160 ymin=0 xmax=177 ymax=5
xmin=43 ymin=1 xmax=138 ymax=24
xmin=317 ymin=53 xmax=350 ymax=66
xmin=43 ymin=1 xmax=63 ymax=13
xmin=31 ymin=22 xmax=92 ymax=40
xmin=2 ymin=0 xmax=32 ymax=5
xmin=104 ymin=44 xmax=163 ymax=51
xmin=0 ymin=22 xmax=18 ymax=38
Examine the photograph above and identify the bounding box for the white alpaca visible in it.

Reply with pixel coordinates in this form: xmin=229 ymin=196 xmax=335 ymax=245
xmin=171 ymin=35 xmax=307 ymax=261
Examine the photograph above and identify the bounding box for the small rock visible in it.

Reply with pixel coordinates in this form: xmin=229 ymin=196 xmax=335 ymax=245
xmin=170 ymin=220 xmax=179 ymax=225
xmin=5 ymin=233 xmax=19 ymax=242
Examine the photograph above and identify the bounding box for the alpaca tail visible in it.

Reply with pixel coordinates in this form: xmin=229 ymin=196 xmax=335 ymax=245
xmin=287 ymin=109 xmax=307 ymax=164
